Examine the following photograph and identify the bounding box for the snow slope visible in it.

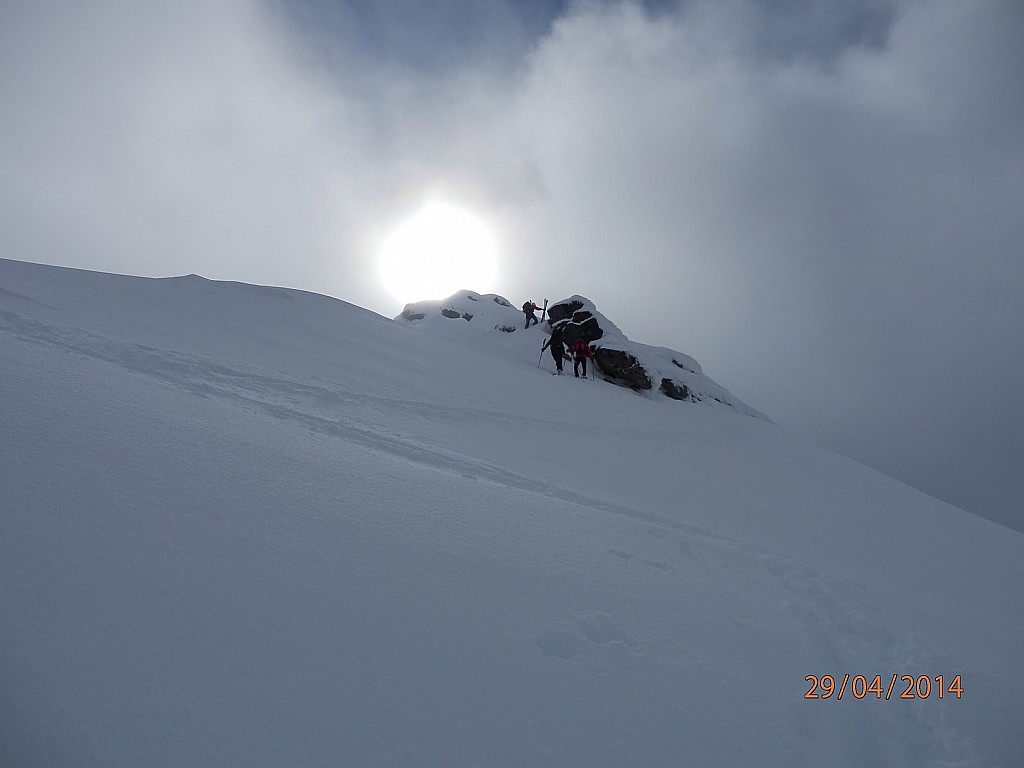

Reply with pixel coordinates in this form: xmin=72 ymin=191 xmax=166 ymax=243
xmin=1 ymin=257 xmax=1021 ymax=767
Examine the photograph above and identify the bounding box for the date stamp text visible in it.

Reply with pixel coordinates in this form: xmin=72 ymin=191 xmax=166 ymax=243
xmin=804 ymin=674 xmax=963 ymax=700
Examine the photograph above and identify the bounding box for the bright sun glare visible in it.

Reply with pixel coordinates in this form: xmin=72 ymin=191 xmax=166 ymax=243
xmin=377 ymin=200 xmax=499 ymax=306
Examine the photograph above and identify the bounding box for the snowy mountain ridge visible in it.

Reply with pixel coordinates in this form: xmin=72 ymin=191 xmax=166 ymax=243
xmin=397 ymin=289 xmax=766 ymax=419
xmin=1 ymin=257 xmax=1021 ymax=767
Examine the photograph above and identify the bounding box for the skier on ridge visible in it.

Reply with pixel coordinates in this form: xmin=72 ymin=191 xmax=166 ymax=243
xmin=522 ymin=300 xmax=542 ymax=329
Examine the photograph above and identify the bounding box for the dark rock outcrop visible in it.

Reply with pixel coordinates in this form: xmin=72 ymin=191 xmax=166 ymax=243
xmin=547 ymin=299 xmax=584 ymax=324
xmin=660 ymin=378 xmax=690 ymax=401
xmin=551 ymin=298 xmax=646 ymax=389
xmin=594 ymin=348 xmax=652 ymax=390
xmin=547 ymin=299 xmax=604 ymax=347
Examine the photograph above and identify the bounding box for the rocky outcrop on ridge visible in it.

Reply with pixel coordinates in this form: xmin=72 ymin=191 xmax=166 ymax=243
xmin=593 ymin=348 xmax=652 ymax=391
xmin=546 ymin=299 xmax=604 ymax=347
xmin=545 ymin=296 xmax=765 ymax=418
xmin=396 ymin=292 xmax=765 ymax=419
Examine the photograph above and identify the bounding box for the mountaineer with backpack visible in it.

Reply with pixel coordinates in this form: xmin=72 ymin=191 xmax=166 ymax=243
xmin=522 ymin=300 xmax=543 ymax=329
xmin=541 ymin=320 xmax=568 ymax=374
xmin=570 ymin=337 xmax=593 ymax=379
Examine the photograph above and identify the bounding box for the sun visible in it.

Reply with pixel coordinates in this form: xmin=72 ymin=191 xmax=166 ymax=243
xmin=377 ymin=200 xmax=499 ymax=306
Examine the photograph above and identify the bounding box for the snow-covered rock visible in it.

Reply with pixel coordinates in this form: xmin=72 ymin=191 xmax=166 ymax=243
xmin=396 ymin=290 xmax=524 ymax=333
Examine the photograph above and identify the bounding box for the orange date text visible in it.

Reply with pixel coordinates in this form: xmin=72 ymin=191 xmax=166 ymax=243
xmin=804 ymin=674 xmax=963 ymax=700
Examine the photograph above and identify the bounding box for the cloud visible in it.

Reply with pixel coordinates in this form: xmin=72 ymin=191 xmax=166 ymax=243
xmin=499 ymin=0 xmax=1024 ymax=527
xmin=0 ymin=0 xmax=381 ymax=297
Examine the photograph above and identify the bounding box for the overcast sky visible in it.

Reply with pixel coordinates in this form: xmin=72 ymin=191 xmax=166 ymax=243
xmin=2 ymin=0 xmax=1022 ymax=531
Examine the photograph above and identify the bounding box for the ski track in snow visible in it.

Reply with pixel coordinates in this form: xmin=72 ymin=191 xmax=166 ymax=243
xmin=1 ymin=306 xmax=738 ymax=542
xmin=3 ymin=305 xmax=911 ymax=601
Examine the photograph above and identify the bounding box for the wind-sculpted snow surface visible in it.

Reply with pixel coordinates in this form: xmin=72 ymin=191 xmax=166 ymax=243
xmin=2 ymin=258 xmax=1022 ymax=768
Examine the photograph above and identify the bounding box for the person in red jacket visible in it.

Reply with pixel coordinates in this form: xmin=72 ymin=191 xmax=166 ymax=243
xmin=522 ymin=300 xmax=542 ymax=329
xmin=570 ymin=338 xmax=593 ymax=379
